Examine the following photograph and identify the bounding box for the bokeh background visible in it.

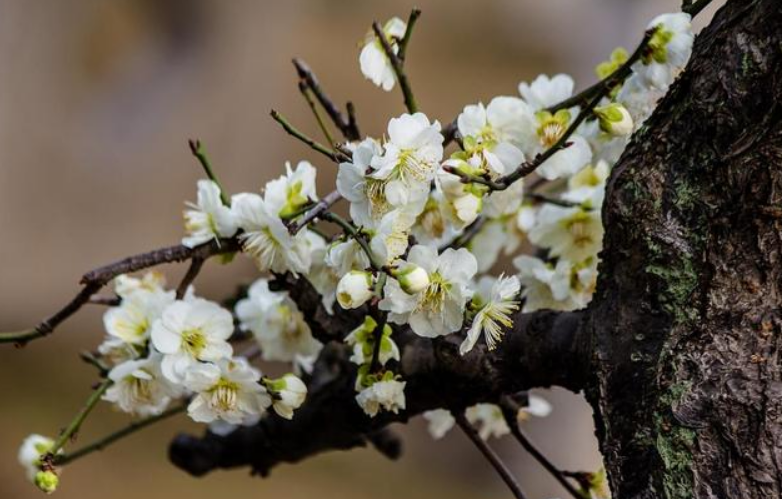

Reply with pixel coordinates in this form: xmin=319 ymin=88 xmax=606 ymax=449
xmin=0 ymin=1 xmax=722 ymax=498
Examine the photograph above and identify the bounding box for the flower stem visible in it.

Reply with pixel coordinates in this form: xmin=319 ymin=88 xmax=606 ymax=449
xmin=48 ymin=378 xmax=113 ymax=457
xmin=270 ymin=110 xmax=349 ymax=163
xmin=188 ymin=139 xmax=230 ymax=206
xmin=54 ymin=403 xmax=187 ymax=466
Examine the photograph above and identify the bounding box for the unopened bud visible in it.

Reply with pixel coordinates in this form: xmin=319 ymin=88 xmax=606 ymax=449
xmin=337 ymin=271 xmax=374 ymax=309
xmin=34 ymin=470 xmax=59 ymax=494
xmin=595 ymin=103 xmax=634 ymax=136
xmin=395 ymin=264 xmax=430 ymax=295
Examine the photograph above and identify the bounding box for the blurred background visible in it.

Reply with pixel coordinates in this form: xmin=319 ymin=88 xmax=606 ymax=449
xmin=0 ymin=1 xmax=722 ymax=498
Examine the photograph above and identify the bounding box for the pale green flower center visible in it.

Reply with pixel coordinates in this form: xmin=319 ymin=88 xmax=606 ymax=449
xmin=181 ymin=328 xmax=207 ymax=357
xmin=210 ymin=379 xmax=240 ymax=411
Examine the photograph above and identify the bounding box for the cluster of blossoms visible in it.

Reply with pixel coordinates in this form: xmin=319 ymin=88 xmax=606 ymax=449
xmin=19 ymin=9 xmax=693 ymax=494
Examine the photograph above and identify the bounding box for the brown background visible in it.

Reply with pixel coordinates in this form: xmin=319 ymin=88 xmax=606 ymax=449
xmin=0 ymin=1 xmax=720 ymax=498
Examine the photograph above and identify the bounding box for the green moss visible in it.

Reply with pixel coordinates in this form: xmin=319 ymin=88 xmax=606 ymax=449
xmin=673 ymin=178 xmax=699 ymax=211
xmin=645 ymin=256 xmax=699 ymax=323
xmin=655 ymin=381 xmax=696 ymax=499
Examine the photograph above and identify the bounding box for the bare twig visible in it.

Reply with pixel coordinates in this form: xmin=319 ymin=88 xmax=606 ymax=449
xmin=525 ymin=192 xmax=583 ymax=209
xmin=46 ymin=378 xmax=113 ymax=459
xmin=0 ymin=238 xmax=241 ymax=346
xmin=442 ymin=216 xmax=487 ymax=251
xmin=455 ymin=412 xmax=528 ymax=499
xmin=372 ymin=18 xmax=419 ymax=113
xmin=397 ymin=8 xmax=422 ymax=62
xmin=500 ymin=396 xmax=583 ymax=499
xmin=88 ymin=295 xmax=121 ymax=306
xmin=53 ymin=403 xmax=187 ymax=466
xmin=298 ymin=81 xmax=336 ymax=148
xmin=270 ymin=110 xmax=349 ymax=163
xmin=292 ymin=59 xmax=361 ymax=141
xmin=188 ymin=140 xmax=229 ymax=206
xmin=176 ymin=256 xmax=205 ymax=300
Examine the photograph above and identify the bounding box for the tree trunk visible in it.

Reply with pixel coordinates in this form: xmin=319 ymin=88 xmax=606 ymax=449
xmin=589 ymin=0 xmax=782 ymax=497
xmin=170 ymin=1 xmax=782 ymax=497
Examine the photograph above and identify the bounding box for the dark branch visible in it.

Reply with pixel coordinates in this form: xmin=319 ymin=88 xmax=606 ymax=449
xmin=372 ymin=20 xmax=418 ymax=113
xmin=169 ymin=307 xmax=589 ymax=476
xmin=292 ymin=59 xmax=361 ymax=141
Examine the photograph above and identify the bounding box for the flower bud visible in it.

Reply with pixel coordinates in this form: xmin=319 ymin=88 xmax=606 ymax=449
xmin=395 ymin=264 xmax=430 ymax=295
xmin=266 ymin=374 xmax=307 ymax=420
xmin=594 ymin=103 xmax=634 ymax=136
xmin=34 ymin=470 xmax=59 ymax=494
xmin=337 ymin=271 xmax=374 ymax=309
xmin=453 ymin=194 xmax=482 ymax=225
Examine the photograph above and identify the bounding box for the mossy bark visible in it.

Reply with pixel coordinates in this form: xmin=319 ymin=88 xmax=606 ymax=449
xmin=587 ymin=1 xmax=782 ymax=497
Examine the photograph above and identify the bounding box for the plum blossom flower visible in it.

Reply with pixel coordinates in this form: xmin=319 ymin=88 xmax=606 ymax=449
xmin=380 ymin=245 xmax=477 ymax=338
xmin=151 ymin=298 xmax=234 ymax=383
xmin=528 ymin=204 xmax=604 ymax=262
xmin=232 ymin=192 xmax=311 ymax=275
xmin=369 ymin=113 xmax=444 ymax=209
xmin=264 ymin=373 xmax=307 ymax=420
xmin=466 ymin=403 xmax=510 ymax=440
xmin=182 ymin=179 xmax=237 ymax=248
xmin=184 ymin=357 xmax=271 ymax=426
xmin=637 ymin=13 xmax=693 ymax=90
xmin=235 ymin=279 xmax=321 ymax=362
xmin=18 ymin=435 xmax=57 ymax=481
xmin=103 ymin=355 xmax=181 ymax=416
xmin=518 ymin=74 xmax=575 ymax=111
xmin=423 ymin=409 xmax=455 ymax=440
xmin=337 ymin=271 xmax=374 ymax=310
xmin=356 ymin=376 xmax=406 ymax=417
xmin=264 ymin=161 xmax=318 ymax=218
xmin=514 ymin=256 xmax=597 ymax=312
xmin=460 ymin=274 xmax=520 ymax=355
xmin=359 ymin=17 xmax=407 ymax=91
xmin=344 ymin=316 xmax=400 ymax=366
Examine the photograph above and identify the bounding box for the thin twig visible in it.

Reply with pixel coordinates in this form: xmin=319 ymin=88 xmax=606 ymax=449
xmin=525 ymin=193 xmax=583 ymax=209
xmin=500 ymin=396 xmax=583 ymax=499
xmin=47 ymin=378 xmax=113 ymax=458
xmin=176 ymin=256 xmax=205 ymax=300
xmin=298 ymin=81 xmax=336 ymax=148
xmin=188 ymin=140 xmax=229 ymax=206
xmin=53 ymin=403 xmax=187 ymax=466
xmin=397 ymin=8 xmax=422 ymax=62
xmin=292 ymin=59 xmax=360 ymax=141
xmin=442 ymin=216 xmax=486 ymax=251
xmin=88 ymin=295 xmax=121 ymax=306
xmin=0 ymin=238 xmax=241 ymax=346
xmin=455 ymin=412 xmax=528 ymax=499
xmin=321 ymin=212 xmax=383 ymax=270
xmin=372 ymin=20 xmax=418 ymax=113
xmin=270 ymin=110 xmax=349 ymax=163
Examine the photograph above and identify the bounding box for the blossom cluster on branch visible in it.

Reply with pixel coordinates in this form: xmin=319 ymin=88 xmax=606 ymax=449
xmin=12 ymin=8 xmax=696 ymax=496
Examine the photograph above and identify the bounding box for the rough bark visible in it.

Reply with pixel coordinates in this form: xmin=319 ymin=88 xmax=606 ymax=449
xmin=588 ymin=1 xmax=782 ymax=497
xmin=169 ymin=1 xmax=782 ymax=497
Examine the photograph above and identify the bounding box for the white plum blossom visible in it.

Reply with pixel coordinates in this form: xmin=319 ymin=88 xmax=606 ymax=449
xmin=337 ymin=138 xmax=388 ymax=226
xmin=380 ymin=245 xmax=477 ymax=338
xmin=184 ymin=357 xmax=271 ymax=426
xmin=264 ymin=160 xmax=318 ymax=218
xmin=235 ymin=278 xmax=322 ymax=362
xmin=113 ymin=271 xmax=169 ymax=300
xmin=151 ymin=298 xmax=234 ymax=383
xmin=423 ymin=409 xmax=455 ymax=440
xmin=528 ymin=204 xmax=604 ymax=262
xmin=18 ymin=434 xmax=56 ymax=481
xmin=518 ymin=74 xmax=575 ymax=111
xmin=356 ymin=377 xmax=406 ymax=417
xmin=359 ymin=17 xmax=407 ymax=91
xmin=460 ymin=274 xmax=520 ymax=355
xmin=451 ymin=97 xmax=530 ymax=176
xmin=562 ymin=161 xmax=610 ymax=206
xmin=103 ymin=355 xmax=180 ymax=416
xmin=337 ymin=271 xmax=374 ymax=310
xmin=344 ymin=316 xmax=400 ymax=366
xmin=231 ymin=192 xmax=311 ymax=275
xmin=594 ymin=103 xmax=634 ymax=137
xmin=466 ymin=403 xmax=510 ymax=441
xmin=325 ymin=237 xmax=371 ymax=276
xmin=369 ymin=206 xmax=419 ymax=266
xmin=637 ymin=13 xmax=694 ymax=90
xmin=265 ymin=374 xmax=308 ymax=420
xmin=515 ymin=256 xmax=597 ymax=312
xmin=370 ymin=113 xmax=444 ymax=209
xmin=519 ymin=394 xmax=553 ymax=421
xmin=103 ymin=289 xmax=174 ymax=347
xmin=182 ymin=179 xmax=237 ymax=248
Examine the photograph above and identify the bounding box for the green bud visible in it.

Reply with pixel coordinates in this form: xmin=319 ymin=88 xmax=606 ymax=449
xmin=34 ymin=470 xmax=59 ymax=494
xmin=594 ymin=103 xmax=633 ymax=136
